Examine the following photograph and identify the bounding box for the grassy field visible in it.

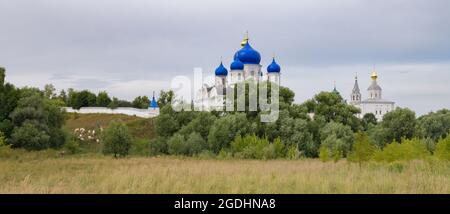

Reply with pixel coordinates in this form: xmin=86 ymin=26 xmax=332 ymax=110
xmin=0 ymin=151 xmax=449 ymax=194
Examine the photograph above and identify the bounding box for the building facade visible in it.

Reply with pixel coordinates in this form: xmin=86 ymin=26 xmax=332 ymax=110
xmin=350 ymin=67 xmax=395 ymax=121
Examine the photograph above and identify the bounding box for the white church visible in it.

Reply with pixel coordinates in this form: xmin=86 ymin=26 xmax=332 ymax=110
xmin=349 ymin=67 xmax=395 ymax=121
xmin=195 ymin=33 xmax=281 ymax=110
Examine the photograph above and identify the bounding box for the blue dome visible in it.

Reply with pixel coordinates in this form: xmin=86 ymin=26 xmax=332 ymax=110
xmin=149 ymin=95 xmax=159 ymax=109
xmin=234 ymin=42 xmax=261 ymax=65
xmin=230 ymin=58 xmax=244 ymax=70
xmin=215 ymin=62 xmax=228 ymax=76
xmin=267 ymin=58 xmax=281 ymax=73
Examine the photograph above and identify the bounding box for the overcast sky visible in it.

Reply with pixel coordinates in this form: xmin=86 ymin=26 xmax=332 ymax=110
xmin=1 ymin=0 xmax=450 ymax=115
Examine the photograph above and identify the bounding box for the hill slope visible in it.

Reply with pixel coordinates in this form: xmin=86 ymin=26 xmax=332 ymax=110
xmin=64 ymin=113 xmax=156 ymax=140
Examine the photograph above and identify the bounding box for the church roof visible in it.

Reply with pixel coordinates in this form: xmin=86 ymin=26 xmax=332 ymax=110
xmin=352 ymin=76 xmax=360 ymax=94
xmin=367 ymin=80 xmax=382 ymax=91
xmin=361 ymin=99 xmax=394 ymax=104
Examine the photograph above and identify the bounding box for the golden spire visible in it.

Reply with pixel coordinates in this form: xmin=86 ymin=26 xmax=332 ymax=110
xmin=371 ymin=64 xmax=378 ymax=80
xmin=241 ymin=31 xmax=249 ymax=47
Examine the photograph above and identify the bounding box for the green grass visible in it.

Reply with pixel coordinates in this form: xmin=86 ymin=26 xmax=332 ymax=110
xmin=0 ymin=150 xmax=449 ymax=194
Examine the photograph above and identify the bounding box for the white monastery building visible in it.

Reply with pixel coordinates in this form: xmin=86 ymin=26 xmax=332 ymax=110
xmin=195 ymin=33 xmax=281 ymax=110
xmin=349 ymin=67 xmax=395 ymax=121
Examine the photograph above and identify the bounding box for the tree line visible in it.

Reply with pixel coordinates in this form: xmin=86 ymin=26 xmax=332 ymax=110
xmin=149 ymin=82 xmax=450 ymax=161
xmin=42 ymin=83 xmax=153 ymax=109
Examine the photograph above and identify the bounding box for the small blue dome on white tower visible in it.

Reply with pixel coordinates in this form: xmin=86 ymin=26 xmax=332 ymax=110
xmin=230 ymin=58 xmax=244 ymax=70
xmin=215 ymin=62 xmax=228 ymax=76
xmin=149 ymin=91 xmax=159 ymax=109
xmin=267 ymin=58 xmax=281 ymax=73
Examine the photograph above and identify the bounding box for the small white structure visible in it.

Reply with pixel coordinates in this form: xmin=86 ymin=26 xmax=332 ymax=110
xmin=350 ymin=67 xmax=395 ymax=121
xmin=62 ymin=107 xmax=159 ymax=118
xmin=62 ymin=93 xmax=160 ymax=118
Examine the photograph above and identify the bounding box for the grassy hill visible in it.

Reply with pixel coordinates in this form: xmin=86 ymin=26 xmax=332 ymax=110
xmin=64 ymin=113 xmax=156 ymax=140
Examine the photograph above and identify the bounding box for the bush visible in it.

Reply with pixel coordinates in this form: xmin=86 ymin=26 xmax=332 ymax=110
xmin=286 ymin=145 xmax=300 ymax=160
xmin=64 ymin=138 xmax=81 ymax=154
xmin=130 ymin=138 xmax=150 ymax=156
xmin=230 ymin=135 xmax=284 ymax=160
xmin=319 ymin=122 xmax=354 ymax=158
xmin=319 ymin=134 xmax=344 ymax=162
xmin=347 ymin=132 xmax=377 ymax=164
xmin=10 ymin=122 xmax=50 ymax=150
xmin=185 ymin=132 xmax=208 ymax=156
xmin=167 ymin=134 xmax=187 ymax=155
xmin=434 ymin=135 xmax=450 ymax=160
xmin=208 ymin=113 xmax=255 ymax=153
xmin=102 ymin=120 xmax=132 ymax=158
xmin=0 ymin=131 xmax=13 ymax=158
xmin=149 ymin=137 xmax=168 ymax=156
xmin=373 ymin=138 xmax=430 ymax=162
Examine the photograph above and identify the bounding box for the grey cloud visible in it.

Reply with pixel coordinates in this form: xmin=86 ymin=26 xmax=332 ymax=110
xmin=1 ymin=0 xmax=449 ymax=114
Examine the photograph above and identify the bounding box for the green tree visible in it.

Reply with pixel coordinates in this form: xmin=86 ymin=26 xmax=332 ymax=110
xmin=178 ymin=112 xmax=217 ymax=140
xmin=43 ymin=84 xmax=56 ymax=99
xmin=0 ymin=67 xmax=5 ymax=86
xmin=102 ymin=120 xmax=132 ymax=158
xmin=208 ymin=113 xmax=255 ymax=153
xmin=132 ymin=96 xmax=150 ymax=109
xmin=279 ymin=117 xmax=316 ymax=157
xmin=319 ymin=122 xmax=355 ymax=158
xmin=10 ymin=122 xmax=50 ymax=150
xmin=108 ymin=97 xmax=120 ymax=109
xmin=155 ymin=113 xmax=180 ymax=138
xmin=149 ymin=137 xmax=168 ymax=155
xmin=158 ymin=90 xmax=174 ymax=109
xmin=301 ymin=91 xmax=362 ymax=131
xmin=434 ymin=135 xmax=450 ymax=160
xmin=347 ymin=132 xmax=376 ymax=164
xmin=185 ymin=132 xmax=208 ymax=156
xmin=373 ymin=138 xmax=430 ymax=162
xmin=9 ymin=95 xmax=66 ymax=150
xmin=362 ymin=113 xmax=377 ymax=130
xmin=96 ymin=91 xmax=112 ymax=107
xmin=381 ymin=107 xmax=416 ymax=143
xmin=167 ymin=133 xmax=187 ymax=155
xmin=416 ymin=109 xmax=450 ymax=141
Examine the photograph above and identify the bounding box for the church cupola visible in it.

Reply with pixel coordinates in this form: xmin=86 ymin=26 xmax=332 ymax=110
xmin=367 ymin=65 xmax=382 ymax=100
xmin=215 ymin=61 xmax=228 ymax=87
xmin=149 ymin=91 xmax=159 ymax=109
xmin=267 ymin=57 xmax=281 ymax=84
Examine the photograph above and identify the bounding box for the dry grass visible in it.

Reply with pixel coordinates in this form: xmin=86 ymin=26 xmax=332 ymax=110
xmin=0 ymin=153 xmax=449 ymax=194
xmin=64 ymin=113 xmax=156 ymax=139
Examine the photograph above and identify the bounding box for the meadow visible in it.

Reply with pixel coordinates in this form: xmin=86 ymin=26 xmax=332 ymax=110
xmin=0 ymin=150 xmax=449 ymax=194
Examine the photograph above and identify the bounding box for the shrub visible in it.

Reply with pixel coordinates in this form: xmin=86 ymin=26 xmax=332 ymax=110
xmin=373 ymin=138 xmax=430 ymax=162
xmin=102 ymin=120 xmax=132 ymax=158
xmin=208 ymin=113 xmax=255 ymax=153
xmin=0 ymin=131 xmax=13 ymax=158
xmin=130 ymin=138 xmax=150 ymax=156
xmin=230 ymin=135 xmax=284 ymax=160
xmin=286 ymin=145 xmax=300 ymax=160
xmin=185 ymin=132 xmax=208 ymax=156
xmin=10 ymin=122 xmax=50 ymax=150
xmin=64 ymin=138 xmax=81 ymax=154
xmin=434 ymin=135 xmax=450 ymax=160
xmin=319 ymin=134 xmax=344 ymax=162
xmin=167 ymin=134 xmax=187 ymax=155
xmin=319 ymin=122 xmax=354 ymax=157
xmin=149 ymin=137 xmax=168 ymax=156
xmin=347 ymin=132 xmax=377 ymax=164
